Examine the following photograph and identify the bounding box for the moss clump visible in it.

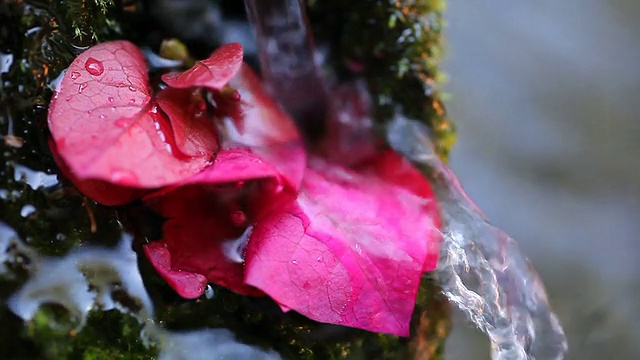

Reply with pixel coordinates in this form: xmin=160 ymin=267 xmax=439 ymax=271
xmin=308 ymin=0 xmax=456 ymax=160
xmin=0 ymin=0 xmax=132 ymax=256
xmin=142 ymin=259 xmax=449 ymax=359
xmin=26 ymin=306 xmax=156 ymax=360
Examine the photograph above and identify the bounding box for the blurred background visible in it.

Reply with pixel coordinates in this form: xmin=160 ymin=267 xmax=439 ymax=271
xmin=441 ymin=0 xmax=640 ymax=359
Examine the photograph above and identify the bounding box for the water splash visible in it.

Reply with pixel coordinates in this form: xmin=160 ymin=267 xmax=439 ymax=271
xmin=6 ymin=231 xmax=154 ymax=327
xmin=222 ymin=226 xmax=253 ymax=263
xmin=244 ymin=0 xmax=328 ymax=130
xmin=12 ymin=164 xmax=59 ymax=190
xmin=388 ymin=116 xmax=568 ymax=360
xmin=157 ymin=328 xmax=281 ymax=360
xmin=0 ymin=52 xmax=13 ymax=75
xmin=1 ymin=222 xmax=280 ymax=357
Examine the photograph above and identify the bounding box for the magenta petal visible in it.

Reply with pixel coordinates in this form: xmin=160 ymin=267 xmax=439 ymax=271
xmin=357 ymin=150 xmax=442 ymax=271
xmin=143 ymin=242 xmax=208 ymax=299
xmin=144 ymin=148 xmax=288 ymax=215
xmin=145 ymin=212 xmax=262 ymax=296
xmin=141 ymin=148 xmax=293 ymax=298
xmin=48 ymin=40 xmax=215 ymax=192
xmin=245 ymin=158 xmax=440 ymax=336
xmin=224 ymin=65 xmax=306 ymax=190
xmin=156 ymin=87 xmax=218 ymax=158
xmin=162 ymin=43 xmax=243 ymax=90
xmin=180 ymin=148 xmax=283 ymax=186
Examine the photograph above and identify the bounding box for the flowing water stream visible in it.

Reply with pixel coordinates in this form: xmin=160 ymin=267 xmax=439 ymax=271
xmin=245 ymin=0 xmax=567 ymax=358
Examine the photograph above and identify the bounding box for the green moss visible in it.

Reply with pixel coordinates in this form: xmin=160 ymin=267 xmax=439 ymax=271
xmin=26 ymin=307 xmax=156 ymax=360
xmin=141 ymin=259 xmax=449 ymax=359
xmin=308 ymin=0 xmax=456 ymax=160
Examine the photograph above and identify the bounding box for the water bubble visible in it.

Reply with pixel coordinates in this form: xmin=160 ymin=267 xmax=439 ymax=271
xmin=84 ymin=57 xmax=104 ymax=76
xmin=20 ymin=204 xmax=36 ymax=218
xmin=231 ymin=210 xmax=247 ymax=226
xmin=114 ymin=119 xmax=129 ymax=128
xmin=229 ymin=90 xmax=241 ymax=102
xmin=12 ymin=164 xmax=58 ymax=189
xmin=222 ymin=227 xmax=253 ymax=263
xmin=70 ymin=71 xmax=81 ymax=80
xmin=0 ymin=52 xmax=13 ymax=75
xmin=111 ymin=169 xmax=138 ymax=184
xmin=387 ymin=115 xmax=568 ymax=360
xmin=204 ymin=285 xmax=215 ymax=299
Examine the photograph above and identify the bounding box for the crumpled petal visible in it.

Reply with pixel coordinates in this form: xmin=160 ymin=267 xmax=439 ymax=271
xmin=143 ymin=242 xmax=208 ymax=299
xmin=222 ymin=65 xmax=306 ymax=190
xmin=47 ymin=40 xmax=218 ymax=200
xmin=244 ymin=154 xmax=440 ymax=336
xmin=142 ymin=148 xmax=292 ymax=297
xmin=161 ymin=43 xmax=243 ymax=90
xmin=156 ymin=87 xmax=218 ymax=158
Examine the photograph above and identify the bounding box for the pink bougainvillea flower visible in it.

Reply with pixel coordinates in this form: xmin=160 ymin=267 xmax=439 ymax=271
xmin=143 ymin=65 xmax=306 ymax=298
xmin=141 ymin=75 xmax=440 ymax=335
xmin=48 ymin=40 xmax=442 ymax=336
xmin=47 ymin=41 xmax=243 ymax=204
xmin=143 ymin=148 xmax=289 ymax=297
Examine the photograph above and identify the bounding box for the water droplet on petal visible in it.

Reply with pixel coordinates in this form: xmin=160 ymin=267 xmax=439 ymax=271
xmin=354 ymin=243 xmax=362 ymax=254
xmin=77 ymin=83 xmax=87 ymax=94
xmin=65 ymin=96 xmax=72 ymax=102
xmin=70 ymin=71 xmax=81 ymax=80
xmin=99 ymin=114 xmax=106 ymax=119
xmin=114 ymin=118 xmax=130 ymax=128
xmin=111 ymin=169 xmax=138 ymax=184
xmin=231 ymin=210 xmax=247 ymax=226
xmin=107 ymin=96 xmax=114 ymax=103
xmin=128 ymin=85 xmax=137 ymax=92
xmin=84 ymin=57 xmax=104 ymax=76
xmin=20 ymin=204 xmax=36 ymax=218
xmin=291 ymin=260 xmax=298 ymax=265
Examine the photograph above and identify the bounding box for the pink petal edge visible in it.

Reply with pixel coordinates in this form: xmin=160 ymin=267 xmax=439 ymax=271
xmin=144 ymin=242 xmax=208 ymax=299
xmin=161 ymin=43 xmax=244 ymax=90
xmin=245 ymin=157 xmax=440 ymax=336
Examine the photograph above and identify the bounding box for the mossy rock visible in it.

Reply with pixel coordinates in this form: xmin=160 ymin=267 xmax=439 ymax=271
xmin=0 ymin=0 xmax=452 ymax=358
